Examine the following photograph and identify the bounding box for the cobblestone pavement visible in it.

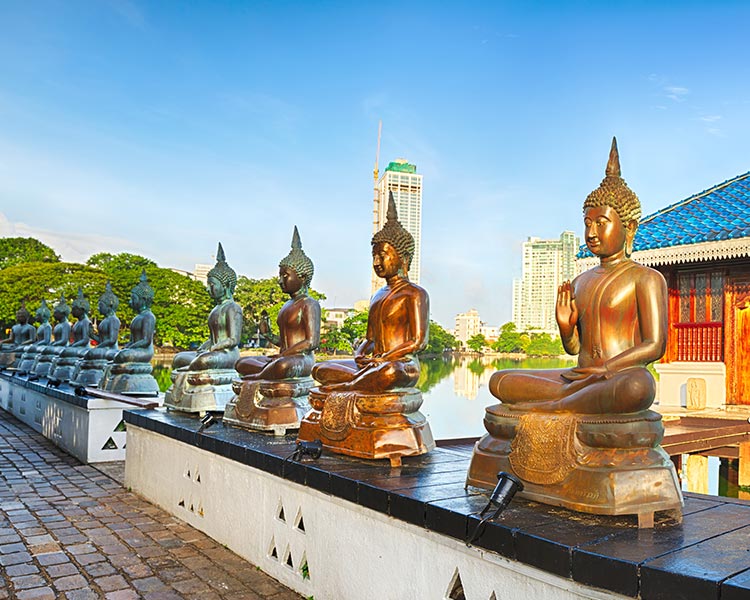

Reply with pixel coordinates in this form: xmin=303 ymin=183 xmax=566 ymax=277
xmin=0 ymin=410 xmax=302 ymax=599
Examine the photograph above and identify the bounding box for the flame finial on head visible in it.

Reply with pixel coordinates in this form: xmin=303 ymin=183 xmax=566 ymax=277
xmin=132 ymin=270 xmax=155 ymax=308
xmin=99 ymin=281 xmax=120 ymax=313
xmin=583 ymin=136 xmax=641 ymax=225
xmin=207 ymin=242 xmax=237 ymax=292
xmin=279 ymin=226 xmax=314 ymax=285
xmin=372 ymin=192 xmax=415 ymax=271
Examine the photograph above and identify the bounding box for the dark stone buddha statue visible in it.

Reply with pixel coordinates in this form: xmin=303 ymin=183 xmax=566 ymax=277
xmin=35 ymin=294 xmax=71 ymax=378
xmin=72 ymin=282 xmax=121 ymax=387
xmin=50 ymin=288 xmax=92 ymax=382
xmin=18 ymin=300 xmax=53 ymax=373
xmin=165 ymin=243 xmax=243 ymax=412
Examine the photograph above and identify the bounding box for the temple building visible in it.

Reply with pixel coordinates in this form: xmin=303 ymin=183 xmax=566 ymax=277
xmin=513 ymin=231 xmax=578 ymax=335
xmin=371 ymin=159 xmax=423 ymax=295
xmin=578 ymin=171 xmax=750 ymax=409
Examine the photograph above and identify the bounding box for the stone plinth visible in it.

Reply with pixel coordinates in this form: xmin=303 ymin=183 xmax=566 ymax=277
xmin=224 ymin=377 xmax=313 ymax=436
xmin=34 ymin=346 xmax=65 ymax=378
xmin=655 ymin=361 xmax=726 ymax=410
xmin=164 ymin=368 xmax=236 ymax=413
xmin=71 ymin=358 xmax=110 ymax=388
xmin=101 ymin=362 xmax=160 ymax=397
xmin=49 ymin=350 xmax=85 ymax=382
xmin=298 ymin=387 xmax=434 ymax=467
xmin=467 ymin=405 xmax=683 ymax=525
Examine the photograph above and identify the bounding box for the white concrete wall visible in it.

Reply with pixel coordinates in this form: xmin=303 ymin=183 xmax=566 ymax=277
xmin=655 ymin=362 xmax=726 ymax=409
xmin=0 ymin=377 xmax=128 ymax=462
xmin=125 ymin=425 xmax=628 ymax=600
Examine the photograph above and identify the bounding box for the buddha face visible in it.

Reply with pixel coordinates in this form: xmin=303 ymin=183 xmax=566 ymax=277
xmin=584 ymin=205 xmax=635 ymax=258
xmin=71 ymin=305 xmax=84 ymax=319
xmin=278 ymin=266 xmax=303 ymax=295
xmin=207 ymin=276 xmax=226 ymax=301
xmin=372 ymin=241 xmax=403 ymax=279
xmin=16 ymin=310 xmax=28 ymax=324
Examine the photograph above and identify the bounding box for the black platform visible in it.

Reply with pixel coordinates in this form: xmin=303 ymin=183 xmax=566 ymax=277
xmin=124 ymin=408 xmax=750 ymax=600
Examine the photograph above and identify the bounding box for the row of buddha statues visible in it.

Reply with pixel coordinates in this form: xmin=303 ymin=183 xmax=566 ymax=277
xmin=0 ymin=273 xmax=159 ymax=396
xmin=0 ymin=138 xmax=683 ymax=523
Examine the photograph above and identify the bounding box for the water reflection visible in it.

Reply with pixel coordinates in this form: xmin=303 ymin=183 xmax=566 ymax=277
xmin=679 ymin=447 xmax=750 ymax=501
xmin=417 ymin=355 xmax=575 ymax=442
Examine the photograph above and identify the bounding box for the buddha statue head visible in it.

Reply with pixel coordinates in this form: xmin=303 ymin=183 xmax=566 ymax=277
xmin=130 ymin=270 xmax=154 ymax=312
xmin=583 ymin=137 xmax=641 ymax=257
xmin=98 ymin=281 xmax=120 ymax=317
xmin=279 ymin=226 xmax=314 ymax=292
xmin=207 ymin=242 xmax=237 ymax=301
xmin=15 ymin=301 xmax=31 ymax=325
xmin=53 ymin=294 xmax=71 ymax=322
xmin=35 ymin=300 xmax=51 ymax=324
xmin=371 ymin=192 xmax=415 ymax=277
xmin=71 ymin=287 xmax=90 ymax=319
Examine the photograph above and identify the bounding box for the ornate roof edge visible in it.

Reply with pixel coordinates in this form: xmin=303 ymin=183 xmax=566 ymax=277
xmin=640 ymin=170 xmax=750 ymax=225
xmin=576 ymin=237 xmax=750 ymax=272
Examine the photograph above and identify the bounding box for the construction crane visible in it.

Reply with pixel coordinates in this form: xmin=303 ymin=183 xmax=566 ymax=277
xmin=372 ymin=120 xmax=382 ymax=235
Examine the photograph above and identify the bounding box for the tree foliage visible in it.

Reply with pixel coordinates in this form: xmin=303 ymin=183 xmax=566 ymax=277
xmin=491 ymin=322 xmax=529 ymax=354
xmin=416 ymin=355 xmax=456 ymax=393
xmin=526 ymin=332 xmax=564 ymax=357
xmin=420 ymin=320 xmax=458 ymax=355
xmin=86 ymin=252 xmax=212 ymax=348
xmin=467 ymin=333 xmax=488 ymax=353
xmin=0 ymin=262 xmax=108 ymax=331
xmin=0 ymin=237 xmax=59 ymax=270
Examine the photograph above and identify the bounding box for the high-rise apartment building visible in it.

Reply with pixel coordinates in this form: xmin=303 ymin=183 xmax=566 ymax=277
xmin=512 ymin=231 xmax=579 ymax=334
xmin=371 ymin=159 xmax=423 ymax=296
xmin=454 ymin=309 xmax=481 ymax=347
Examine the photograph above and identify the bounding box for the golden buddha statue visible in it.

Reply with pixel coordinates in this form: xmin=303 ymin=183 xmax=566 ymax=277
xmin=467 ymin=139 xmax=682 ymax=526
xmin=298 ymin=193 xmax=434 ymax=466
xmin=165 ymin=243 xmax=243 ymax=412
xmin=224 ymin=227 xmax=321 ymax=434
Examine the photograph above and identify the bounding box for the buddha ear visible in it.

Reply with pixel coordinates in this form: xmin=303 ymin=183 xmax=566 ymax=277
xmin=625 ymin=220 xmax=638 ymax=257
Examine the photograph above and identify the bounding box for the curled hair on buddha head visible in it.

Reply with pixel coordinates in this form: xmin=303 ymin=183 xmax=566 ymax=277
xmin=54 ymin=293 xmax=71 ymax=319
xmin=207 ymin=242 xmax=237 ymax=293
xmin=132 ymin=270 xmax=155 ymax=308
xmin=16 ymin=300 xmax=30 ymax=322
xmin=98 ymin=281 xmax=119 ymax=314
xmin=583 ymin=137 xmax=642 ymax=226
xmin=371 ymin=192 xmax=415 ymax=272
xmin=279 ymin=226 xmax=314 ymax=286
xmin=72 ymin=287 xmax=90 ymax=315
xmin=35 ymin=299 xmax=51 ymax=323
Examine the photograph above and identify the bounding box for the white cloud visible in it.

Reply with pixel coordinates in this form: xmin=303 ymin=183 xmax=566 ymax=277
xmin=700 ymin=115 xmax=722 ymax=123
xmin=0 ymin=212 xmax=140 ymax=263
xmin=664 ymin=86 xmax=689 ymax=102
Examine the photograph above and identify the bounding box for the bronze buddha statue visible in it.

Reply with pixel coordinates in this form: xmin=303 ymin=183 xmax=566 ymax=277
xmin=102 ymin=271 xmax=159 ymax=396
xmin=298 ymin=193 xmax=434 ymax=466
xmin=35 ymin=294 xmax=71 ymax=377
xmin=466 ymin=139 xmax=682 ymax=526
xmin=165 ymin=243 xmax=243 ymax=412
xmin=225 ymin=227 xmax=321 ymax=434
xmin=18 ymin=300 xmax=53 ymax=373
xmin=72 ymin=282 xmax=121 ymax=387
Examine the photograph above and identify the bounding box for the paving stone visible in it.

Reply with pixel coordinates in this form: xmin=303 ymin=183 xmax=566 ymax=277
xmin=16 ymin=587 xmax=56 ymax=600
xmin=0 ymin=407 xmax=302 ymax=599
xmin=51 ymin=573 xmax=88 ymax=591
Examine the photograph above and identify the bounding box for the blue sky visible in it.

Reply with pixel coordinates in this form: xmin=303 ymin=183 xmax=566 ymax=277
xmin=1 ymin=1 xmax=749 ymax=328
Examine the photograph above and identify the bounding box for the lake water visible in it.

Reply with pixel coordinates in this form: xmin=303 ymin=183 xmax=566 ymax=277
xmin=152 ymin=354 xmax=749 ymax=500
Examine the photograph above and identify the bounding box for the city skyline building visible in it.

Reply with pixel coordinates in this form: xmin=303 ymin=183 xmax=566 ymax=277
xmin=454 ymin=308 xmax=481 ymax=347
xmin=512 ymin=231 xmax=579 ymax=335
xmin=371 ymin=158 xmax=423 ymax=296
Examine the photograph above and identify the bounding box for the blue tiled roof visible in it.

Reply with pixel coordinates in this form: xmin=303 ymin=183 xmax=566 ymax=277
xmin=577 ymin=171 xmax=750 ymax=258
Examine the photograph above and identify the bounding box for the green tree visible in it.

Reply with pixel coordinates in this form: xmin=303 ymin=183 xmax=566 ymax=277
xmin=319 ymin=325 xmax=351 ymax=354
xmin=420 ymin=320 xmax=458 ymax=355
xmin=0 ymin=262 xmax=107 ymax=330
xmin=526 ymin=332 xmax=564 ymax=357
xmin=339 ymin=310 xmax=368 ymax=350
xmin=491 ymin=322 xmax=525 ymax=353
xmin=467 ymin=333 xmax=487 ymax=353
xmin=0 ymin=237 xmax=59 ymax=270
xmin=86 ymin=252 xmax=212 ymax=348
